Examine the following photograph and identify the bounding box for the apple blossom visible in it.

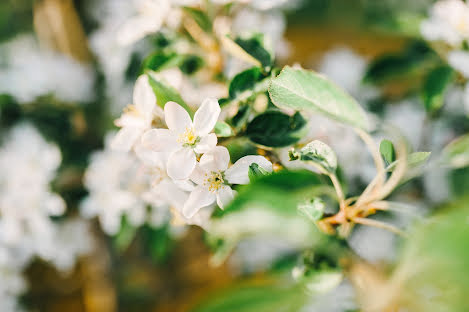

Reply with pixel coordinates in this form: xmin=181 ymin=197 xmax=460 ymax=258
xmin=142 ymin=98 xmax=221 ymax=180
xmin=112 ymin=75 xmax=163 ymax=152
xmin=183 ymin=146 xmax=272 ymax=218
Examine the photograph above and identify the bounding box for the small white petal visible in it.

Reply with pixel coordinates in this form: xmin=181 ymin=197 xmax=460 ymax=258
xmin=44 ymin=194 xmax=66 ymax=216
xmin=183 ymin=186 xmax=216 ymax=218
xmin=216 ymin=185 xmax=235 ymax=209
xmin=164 ymin=101 xmax=192 ymax=132
xmin=189 ymin=165 xmax=207 ymax=185
xmin=194 ymin=133 xmax=217 ymax=154
xmin=225 ymin=155 xmax=272 ymax=185
xmin=193 ymin=98 xmax=221 ymax=136
xmin=199 ymin=145 xmax=230 ymax=172
xmin=167 ymin=148 xmax=196 ymax=180
xmin=134 ymin=75 xmax=157 ymax=117
xmin=141 ymin=128 xmax=179 ymax=152
xmin=117 ymin=16 xmax=162 ymax=46
xmin=111 ymin=127 xmax=142 ymax=151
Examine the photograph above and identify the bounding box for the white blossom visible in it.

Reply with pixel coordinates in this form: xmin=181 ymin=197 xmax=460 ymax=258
xmin=183 ymin=146 xmax=272 ymax=218
xmin=142 ymin=99 xmax=221 ymax=180
xmin=112 ymin=74 xmax=163 ymax=151
xmin=421 ymin=0 xmax=469 ymax=47
xmin=0 ymin=35 xmax=95 ymax=104
xmin=0 ymin=124 xmax=65 ymax=247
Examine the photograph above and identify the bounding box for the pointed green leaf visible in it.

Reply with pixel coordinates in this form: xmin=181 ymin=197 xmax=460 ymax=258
xmin=147 ymin=74 xmax=193 ymax=116
xmin=421 ymin=65 xmax=454 ymax=113
xmin=269 ymin=66 xmax=369 ymax=130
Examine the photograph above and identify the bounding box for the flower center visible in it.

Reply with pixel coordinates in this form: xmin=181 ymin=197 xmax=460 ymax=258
xmin=123 ymin=104 xmax=141 ymax=117
xmin=178 ymin=127 xmax=199 ymax=146
xmin=457 ymin=18 xmax=469 ymax=33
xmin=204 ymin=171 xmax=225 ymax=192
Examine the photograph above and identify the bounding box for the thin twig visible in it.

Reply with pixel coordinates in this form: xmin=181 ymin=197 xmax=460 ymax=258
xmin=354 ymin=217 xmax=407 ymax=237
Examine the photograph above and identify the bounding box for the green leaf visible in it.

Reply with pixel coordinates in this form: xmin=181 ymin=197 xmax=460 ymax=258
xmin=179 ymin=55 xmax=204 ymax=75
xmin=183 ymin=7 xmax=212 ymax=33
xmin=248 ymin=163 xmax=270 ymax=181
xmin=386 ymin=151 xmax=431 ymax=172
xmin=147 ymin=74 xmax=193 ymax=116
xmin=421 ymin=65 xmax=454 ymax=113
xmin=297 ymin=140 xmax=338 ymax=173
xmin=298 ymin=198 xmax=325 ymax=222
xmin=190 ymin=282 xmax=307 ymax=312
xmin=363 ymin=41 xmax=434 ymax=85
xmin=269 ymin=66 xmax=369 ymax=130
xmin=143 ymin=52 xmax=203 ymax=75
xmin=142 ymin=51 xmax=181 ymax=72
xmin=246 ymin=111 xmax=307 ymax=147
xmin=214 ymin=121 xmax=234 ymax=137
xmin=395 ymin=197 xmax=469 ymax=311
xmin=229 ymin=67 xmax=264 ymax=100
xmin=223 ymin=33 xmax=273 ymax=70
xmin=380 ymin=139 xmax=396 ymax=166
xmin=208 ymin=170 xmax=329 ymax=264
xmin=441 ymin=134 xmax=469 ymax=169
xmin=113 ymin=218 xmax=137 ymax=252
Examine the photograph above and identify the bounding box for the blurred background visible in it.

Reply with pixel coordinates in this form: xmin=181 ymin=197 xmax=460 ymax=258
xmin=2 ymin=0 xmax=465 ymax=311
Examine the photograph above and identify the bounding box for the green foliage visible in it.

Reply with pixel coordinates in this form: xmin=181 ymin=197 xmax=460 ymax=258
xmin=441 ymin=133 xmax=469 ymax=169
xmin=208 ymin=170 xmax=329 ymax=264
xmin=190 ymin=282 xmax=307 ymax=312
xmin=214 ymin=121 xmax=234 ymax=137
xmin=113 ymin=218 xmax=138 ymax=252
xmin=294 ymin=140 xmax=338 ymax=174
xmin=143 ymin=52 xmax=203 ymax=75
xmin=269 ymin=66 xmax=369 ymax=130
xmin=224 ymin=33 xmax=274 ymax=70
xmin=248 ymin=163 xmax=270 ymax=181
xmin=229 ymin=67 xmax=264 ymax=100
xmin=364 ymin=41 xmax=435 ymax=85
xmin=421 ymin=65 xmax=454 ymax=113
xmin=147 ymin=74 xmax=193 ymax=115
xmin=297 ymin=198 xmax=325 ymax=222
xmin=246 ymin=111 xmax=307 ymax=147
xmin=183 ymin=7 xmax=212 ymax=33
xmin=397 ymin=198 xmax=469 ymax=311
xmin=379 ymin=139 xmax=396 ymax=166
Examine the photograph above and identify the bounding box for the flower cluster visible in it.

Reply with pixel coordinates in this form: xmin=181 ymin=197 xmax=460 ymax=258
xmin=0 ymin=124 xmax=93 ymax=311
xmin=82 ymin=72 xmax=272 ymax=234
xmin=421 ymin=0 xmax=469 ymax=110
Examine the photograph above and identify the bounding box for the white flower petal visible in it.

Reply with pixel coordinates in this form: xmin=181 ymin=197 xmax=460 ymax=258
xmin=141 ymin=128 xmax=179 ymax=152
xmin=111 ymin=127 xmax=142 ymax=151
xmin=225 ymin=155 xmax=272 ymax=185
xmin=167 ymin=148 xmax=196 ymax=180
xmin=193 ymin=98 xmax=221 ymax=136
xmin=117 ymin=16 xmax=162 ymax=46
xmin=189 ymin=165 xmax=206 ymax=185
xmin=216 ymin=185 xmax=235 ymax=209
xmin=134 ymin=75 xmax=157 ymax=117
xmin=183 ymin=186 xmax=216 ymax=218
xmin=199 ymin=145 xmax=230 ymax=172
xmin=164 ymin=101 xmax=192 ymax=132
xmin=194 ymin=133 xmax=217 ymax=154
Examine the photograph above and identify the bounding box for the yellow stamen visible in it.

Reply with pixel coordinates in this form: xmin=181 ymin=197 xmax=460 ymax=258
xmin=177 ymin=127 xmax=198 ymax=145
xmin=204 ymin=171 xmax=224 ymax=192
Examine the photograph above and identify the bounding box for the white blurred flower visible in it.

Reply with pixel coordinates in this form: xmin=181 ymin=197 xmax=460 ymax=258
xmin=112 ymin=75 xmax=163 ymax=151
xmin=142 ymin=99 xmax=220 ymax=180
xmin=0 ymin=35 xmax=95 ymax=103
xmin=82 ymin=134 xmax=153 ymax=235
xmin=448 ymin=50 xmax=469 ymax=77
xmin=421 ymin=0 xmax=469 ymax=47
xmin=117 ymin=0 xmax=172 ymax=46
xmin=183 ymin=146 xmax=272 ymax=218
xmin=47 ymin=219 xmax=94 ymax=272
xmin=0 ymin=124 xmax=65 ymax=246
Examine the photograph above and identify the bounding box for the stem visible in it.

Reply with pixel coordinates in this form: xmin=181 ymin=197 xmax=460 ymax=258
xmin=354 ymin=217 xmax=407 ymax=237
xmin=354 ymin=128 xmax=386 ymax=203
xmin=328 ymin=172 xmax=346 ymax=213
